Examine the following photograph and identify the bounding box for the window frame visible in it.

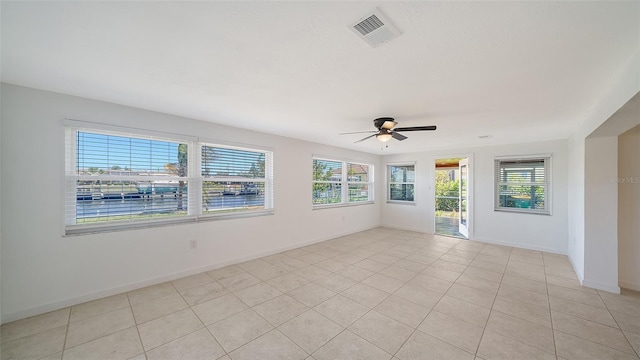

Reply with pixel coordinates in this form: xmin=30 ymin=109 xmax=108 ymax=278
xmin=494 ymin=154 xmax=552 ymax=215
xmin=64 ymin=120 xmax=274 ymax=235
xmin=387 ymin=163 xmax=416 ymax=204
xmin=312 ymin=157 xmax=374 ymax=208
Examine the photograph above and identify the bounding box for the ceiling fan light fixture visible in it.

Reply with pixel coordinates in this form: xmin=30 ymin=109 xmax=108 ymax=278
xmin=376 ymin=133 xmax=393 ymax=142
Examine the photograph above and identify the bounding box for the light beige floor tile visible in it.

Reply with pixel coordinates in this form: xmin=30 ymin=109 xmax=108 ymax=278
xmin=498 ymin=284 xmax=549 ymax=308
xmin=70 ymin=294 xmax=129 ymax=323
xmin=421 ymin=266 xmax=462 ymax=282
xmin=253 ymin=294 xmax=308 ymax=326
xmin=39 ymin=352 xmax=63 ymax=360
xmin=374 ymin=295 xmax=431 ymax=328
xmin=171 ymin=273 xmax=213 ymax=292
xmin=362 ymin=273 xmax=405 ymax=293
xmin=180 ymin=281 xmax=229 ymax=306
xmin=337 ymin=266 xmax=375 ymax=282
xmin=509 ymin=252 xmax=544 ymax=266
xmin=313 ymin=274 xmax=357 ymax=293
xmin=354 ymin=259 xmax=388 ymax=272
xmin=378 ymin=266 xmax=417 ymax=282
xmin=288 ymin=283 xmax=337 ymax=307
xmin=127 ymin=283 xmax=177 ymax=306
xmin=294 ymin=265 xmax=332 ymax=281
xmin=551 ymin=311 xmax=635 ymax=354
xmin=131 ymin=293 xmax=188 ymax=324
xmin=546 ymin=274 xmax=596 ymax=293
xmin=207 ymin=309 xmax=273 ymax=352
xmin=315 ymin=258 xmax=350 ymax=272
xmin=282 ymin=248 xmax=310 ymax=258
xmin=550 ymin=296 xmax=618 ymax=328
xmin=137 ymin=308 xmax=203 ymax=351
xmin=237 ymin=258 xmax=272 ymax=272
xmin=501 ymin=274 xmax=547 ymax=294
xmin=456 ymin=273 xmax=500 ymax=293
xmin=625 ymin=331 xmax=640 ymax=355
xmin=394 ymin=283 xmax=443 ymax=309
xmin=0 ymin=325 xmax=66 ymax=360
xmin=393 ymin=259 xmax=429 ymax=273
xmin=433 ymin=296 xmax=490 ymax=327
xmin=598 ymin=291 xmax=640 ymax=316
xmin=369 ymin=253 xmax=401 ymax=265
xmin=313 ymin=330 xmax=392 ymax=360
xmin=486 ymin=311 xmax=555 ymax=355
xmin=229 ymin=329 xmax=307 ymax=360
xmin=234 ymin=282 xmax=283 ymax=307
xmin=349 ymin=310 xmax=413 ymax=354
xmin=278 ymin=310 xmax=343 ymax=353
xmin=440 ymin=254 xmax=473 ymax=266
xmin=418 ymin=310 xmax=484 ymax=354
xmin=333 ymin=253 xmax=366 ymax=265
xmin=297 ymin=252 xmax=329 ymax=265
xmin=463 ymin=267 xmax=503 ymax=283
xmin=0 ymin=308 xmax=69 ymax=343
xmin=341 ymin=283 xmax=390 ymax=308
xmin=192 ymin=293 xmax=248 ymax=325
xmin=145 ymin=328 xmax=224 ymax=360
xmin=477 ymin=330 xmax=556 ymax=360
xmin=611 ymin=310 xmax=640 ymax=335
xmin=469 ymin=259 xmax=506 ymax=274
xmin=554 ymin=330 xmax=638 ymax=360
xmin=207 ymin=265 xmax=246 ymax=281
xmin=66 ymin=307 xmax=135 ymax=348
xmin=247 ymin=264 xmax=290 ymax=281
xmin=506 ymin=260 xmax=545 ymax=274
xmin=314 ymin=294 xmax=369 ymax=327
xmin=548 ymin=284 xmax=605 ymax=308
xmin=446 ymin=249 xmax=478 ymax=261
xmin=492 ymin=296 xmax=551 ymax=327
xmin=545 ymin=267 xmax=578 ymax=280
xmin=503 ymin=266 xmax=548 ymax=283
xmin=217 ymin=272 xmax=262 ymax=292
xmin=409 ymin=274 xmax=453 ymax=294
xmin=63 ymin=327 xmax=143 ymax=360
xmin=429 ymin=258 xmax=464 ymax=272
xmin=268 ymin=273 xmax=310 ymax=293
xmin=475 ymin=254 xmax=509 ymax=266
xmin=396 ymin=330 xmax=475 ymax=360
xmin=446 ymin=283 xmax=496 ymax=308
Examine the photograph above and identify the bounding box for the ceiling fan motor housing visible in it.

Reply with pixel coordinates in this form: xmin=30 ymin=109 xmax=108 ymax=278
xmin=374 ymin=117 xmax=396 ymax=129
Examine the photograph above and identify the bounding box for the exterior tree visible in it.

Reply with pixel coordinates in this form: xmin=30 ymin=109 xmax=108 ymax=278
xmin=435 ymin=170 xmax=459 ymax=213
xmin=164 ymin=144 xmax=188 ymax=211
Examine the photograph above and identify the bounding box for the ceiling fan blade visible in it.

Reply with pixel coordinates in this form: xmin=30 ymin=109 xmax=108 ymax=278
xmin=354 ymin=134 xmax=376 ymax=143
xmin=391 ymin=132 xmax=408 ymax=141
xmin=339 ymin=130 xmax=377 ymax=135
xmin=394 ymin=125 xmax=437 ymax=132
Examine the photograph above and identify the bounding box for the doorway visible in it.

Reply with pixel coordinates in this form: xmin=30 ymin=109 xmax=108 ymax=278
xmin=434 ymin=157 xmax=469 ymax=239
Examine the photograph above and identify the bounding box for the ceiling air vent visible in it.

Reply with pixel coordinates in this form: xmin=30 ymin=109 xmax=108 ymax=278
xmin=350 ymin=9 xmax=401 ymax=48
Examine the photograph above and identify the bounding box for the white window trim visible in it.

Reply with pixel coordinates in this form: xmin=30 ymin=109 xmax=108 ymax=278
xmin=312 ymin=156 xmax=374 ymax=209
xmin=64 ymin=121 xmax=274 ymax=236
xmin=494 ymin=154 xmax=552 ymax=215
xmin=386 ymin=162 xmax=416 ymax=204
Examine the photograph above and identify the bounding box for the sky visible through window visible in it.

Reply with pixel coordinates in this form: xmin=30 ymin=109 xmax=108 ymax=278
xmin=77 ymin=132 xmax=264 ymax=176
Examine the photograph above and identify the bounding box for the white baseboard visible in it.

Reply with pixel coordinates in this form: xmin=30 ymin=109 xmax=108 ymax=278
xmin=469 ymin=236 xmax=567 ymax=255
xmin=619 ymin=280 xmax=640 ymax=292
xmin=2 ymin=225 xmax=378 ymax=324
xmin=582 ymin=279 xmax=621 ymax=294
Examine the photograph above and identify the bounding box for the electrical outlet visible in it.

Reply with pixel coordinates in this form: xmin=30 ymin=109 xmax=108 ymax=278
xmin=190 ymin=240 xmax=198 ymax=249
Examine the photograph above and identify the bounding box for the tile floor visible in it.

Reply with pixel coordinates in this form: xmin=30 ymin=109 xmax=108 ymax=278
xmin=2 ymin=227 xmax=640 ymax=360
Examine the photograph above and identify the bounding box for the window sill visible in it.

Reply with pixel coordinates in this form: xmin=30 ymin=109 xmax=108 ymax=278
xmin=386 ymin=200 xmax=416 ymax=206
xmin=64 ymin=210 xmax=275 ymax=236
xmin=494 ymin=208 xmax=551 ymax=216
xmin=312 ymin=201 xmax=375 ymax=210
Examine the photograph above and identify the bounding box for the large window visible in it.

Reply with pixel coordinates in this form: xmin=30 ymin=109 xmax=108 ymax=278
xmin=65 ymin=122 xmax=273 ymax=234
xmin=312 ymin=158 xmax=373 ymax=206
xmin=388 ymin=164 xmax=415 ymax=202
xmin=495 ymin=156 xmax=551 ymax=215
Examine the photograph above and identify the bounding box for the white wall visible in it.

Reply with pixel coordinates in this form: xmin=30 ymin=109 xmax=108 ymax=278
xmin=381 ymin=140 xmax=569 ymax=254
xmin=618 ymin=125 xmax=640 ymax=291
xmin=584 ymin=136 xmax=619 ymax=292
xmin=0 ymin=83 xmax=382 ymax=323
xmin=567 ymin=51 xmax=640 ymax=287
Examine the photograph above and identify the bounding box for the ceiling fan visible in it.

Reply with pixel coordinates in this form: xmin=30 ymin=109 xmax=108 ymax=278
xmin=340 ymin=117 xmax=437 ymax=143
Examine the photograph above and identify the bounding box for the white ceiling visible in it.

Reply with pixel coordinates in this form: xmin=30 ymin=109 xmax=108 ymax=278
xmin=2 ymin=1 xmax=639 ymax=154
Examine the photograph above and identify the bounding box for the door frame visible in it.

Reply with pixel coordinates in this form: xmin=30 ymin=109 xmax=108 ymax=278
xmin=433 ymin=153 xmax=474 ymax=239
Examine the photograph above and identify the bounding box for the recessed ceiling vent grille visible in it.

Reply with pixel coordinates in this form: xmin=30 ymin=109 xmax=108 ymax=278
xmin=350 ymin=9 xmax=401 ymax=48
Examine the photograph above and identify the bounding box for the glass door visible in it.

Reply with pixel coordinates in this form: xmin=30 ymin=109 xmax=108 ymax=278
xmin=459 ymin=158 xmax=469 ymax=237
